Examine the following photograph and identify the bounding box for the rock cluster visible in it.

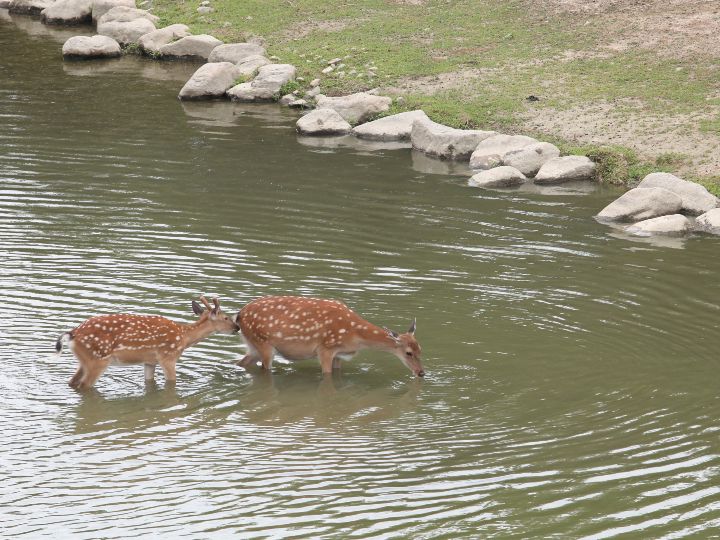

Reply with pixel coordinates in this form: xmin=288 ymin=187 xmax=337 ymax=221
xmin=596 ymin=173 xmax=720 ymax=236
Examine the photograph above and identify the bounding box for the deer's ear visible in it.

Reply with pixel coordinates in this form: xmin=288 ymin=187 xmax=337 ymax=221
xmin=192 ymin=300 xmax=204 ymax=315
xmin=383 ymin=327 xmax=401 ymax=343
xmin=408 ymin=318 xmax=416 ymax=335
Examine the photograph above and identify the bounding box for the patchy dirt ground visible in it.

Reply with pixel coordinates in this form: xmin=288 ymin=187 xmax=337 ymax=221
xmin=385 ymin=0 xmax=720 ymax=177
xmin=520 ymin=102 xmax=720 ymax=176
xmin=541 ymin=0 xmax=720 ymax=60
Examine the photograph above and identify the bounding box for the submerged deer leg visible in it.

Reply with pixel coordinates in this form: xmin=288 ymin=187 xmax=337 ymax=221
xmin=69 ymin=366 xmax=84 ymax=388
xmin=319 ymin=348 xmax=335 ymax=375
xmin=77 ymin=358 xmax=111 ymax=390
xmin=144 ymin=363 xmax=155 ymax=382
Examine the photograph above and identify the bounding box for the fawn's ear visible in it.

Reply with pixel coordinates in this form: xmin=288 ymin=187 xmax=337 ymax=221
xmin=383 ymin=327 xmax=401 ymax=344
xmin=408 ymin=318 xmax=416 ymax=335
xmin=191 ymin=300 xmax=204 ymax=316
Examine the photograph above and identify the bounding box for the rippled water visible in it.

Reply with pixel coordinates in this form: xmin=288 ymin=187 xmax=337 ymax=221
xmin=2 ymin=13 xmax=720 ymax=538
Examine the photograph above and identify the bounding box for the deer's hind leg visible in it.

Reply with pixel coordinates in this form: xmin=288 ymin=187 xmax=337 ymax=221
xmin=236 ymin=336 xmax=272 ymax=369
xmin=77 ymin=357 xmax=111 ymax=390
xmin=69 ymin=366 xmax=84 ymax=388
xmin=159 ymin=355 xmax=179 ymax=384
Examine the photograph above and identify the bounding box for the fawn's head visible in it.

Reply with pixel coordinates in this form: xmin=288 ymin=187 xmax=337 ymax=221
xmin=191 ymin=296 xmax=239 ymax=334
xmin=385 ymin=318 xmax=424 ymax=377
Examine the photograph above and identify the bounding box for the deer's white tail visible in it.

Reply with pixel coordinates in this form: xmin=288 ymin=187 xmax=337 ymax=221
xmin=55 ymin=332 xmax=72 ymax=356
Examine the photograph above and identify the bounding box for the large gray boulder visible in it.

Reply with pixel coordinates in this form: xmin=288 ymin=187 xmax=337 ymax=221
xmin=97 ymin=16 xmax=155 ymax=46
xmin=502 ymin=142 xmax=560 ymax=177
xmin=695 ymin=208 xmax=720 ymax=233
xmin=469 ymin=134 xmax=538 ymax=170
xmin=296 ymin=109 xmax=351 ymax=136
xmin=97 ymin=5 xmax=157 ymax=24
xmin=158 ymin=34 xmax=222 ymax=61
xmin=62 ymin=34 xmax=121 ymax=58
xmin=315 ymin=92 xmax=392 ymax=125
xmin=226 ymin=63 xmax=295 ymax=102
xmin=208 ymin=42 xmax=266 ymax=64
xmin=9 ymin=0 xmax=55 ymax=15
xmin=137 ymin=24 xmax=191 ymax=55
xmin=596 ymin=187 xmax=682 ymax=222
xmin=411 ymin=117 xmax=495 ymax=161
xmin=468 ymin=166 xmax=527 ymax=188
xmin=352 ymin=110 xmax=428 ymax=141
xmin=626 ymin=214 xmax=690 ymax=235
xmin=91 ymin=0 xmax=134 ymax=23
xmin=534 ymin=155 xmax=596 ymax=184
xmin=178 ymin=62 xmax=241 ymax=100
xmin=41 ymin=0 xmax=91 ymax=24
xmin=637 ymin=172 xmax=718 ymax=216
xmin=235 ymin=54 xmax=270 ymax=77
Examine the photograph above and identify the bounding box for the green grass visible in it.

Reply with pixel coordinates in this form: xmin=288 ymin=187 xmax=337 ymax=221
xmin=278 ymin=80 xmax=301 ymax=97
xmin=150 ymin=0 xmax=720 ymax=189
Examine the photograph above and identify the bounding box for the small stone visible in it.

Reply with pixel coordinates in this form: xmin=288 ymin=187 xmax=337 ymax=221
xmin=296 ymin=109 xmax=351 ymax=136
xmin=637 ymin=172 xmax=718 ymax=216
xmin=411 ymin=117 xmax=496 ymax=161
xmin=279 ymin=93 xmax=295 ymax=106
xmin=158 ymin=34 xmax=223 ymax=61
xmin=208 ymin=42 xmax=266 ymax=64
xmin=328 ymin=57 xmax=342 ymax=65
xmin=534 ymin=155 xmax=596 ymax=184
xmin=596 ymin=187 xmax=683 ymax=222
xmin=315 ymin=91 xmax=392 ymax=124
xmin=321 ymin=66 xmax=334 ymax=74
xmin=296 ymin=76 xmax=305 ymax=82
xmin=288 ymin=99 xmax=308 ymax=109
xmin=310 ymin=78 xmax=320 ymax=87
xmin=62 ymin=34 xmax=121 ymax=58
xmin=196 ymin=6 xmax=213 ymax=14
xmin=200 ymin=0 xmax=209 ymax=5
xmin=503 ymin=142 xmax=560 ymax=177
xmin=178 ymin=62 xmax=241 ymax=100
xmin=695 ymin=208 xmax=720 ymax=233
xmin=469 ymin=134 xmax=538 ymax=170
xmin=626 ymin=214 xmax=691 ymax=235
xmin=305 ymin=86 xmax=321 ymax=98
xmin=137 ymin=24 xmax=191 ymax=55
xmin=269 ymin=55 xmax=279 ymax=61
xmin=468 ymin=166 xmax=527 ymax=188
xmin=352 ymin=110 xmax=429 ymax=141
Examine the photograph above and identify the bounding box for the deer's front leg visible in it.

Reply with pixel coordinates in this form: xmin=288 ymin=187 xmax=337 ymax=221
xmin=160 ymin=357 xmax=177 ymax=383
xmin=319 ymin=349 xmax=335 ymax=375
xmin=144 ymin=363 xmax=155 ymax=382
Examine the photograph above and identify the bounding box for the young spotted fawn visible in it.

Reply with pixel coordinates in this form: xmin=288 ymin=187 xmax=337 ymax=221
xmin=235 ymin=296 xmax=424 ymax=377
xmin=56 ymin=296 xmax=238 ymax=390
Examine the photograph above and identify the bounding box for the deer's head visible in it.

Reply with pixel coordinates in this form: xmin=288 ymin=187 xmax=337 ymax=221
xmin=191 ymin=296 xmax=240 ymax=334
xmin=385 ymin=318 xmax=424 ymax=377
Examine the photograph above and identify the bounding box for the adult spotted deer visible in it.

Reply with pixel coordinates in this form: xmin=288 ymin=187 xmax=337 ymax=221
xmin=234 ymin=296 xmax=424 ymax=377
xmin=56 ymin=296 xmax=239 ymax=390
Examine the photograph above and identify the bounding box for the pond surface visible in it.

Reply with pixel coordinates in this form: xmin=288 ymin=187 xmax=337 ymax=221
xmin=2 ymin=13 xmax=720 ymax=539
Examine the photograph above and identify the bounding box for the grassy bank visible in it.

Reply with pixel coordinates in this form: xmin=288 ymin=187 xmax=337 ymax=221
xmin=150 ymin=0 xmax=720 ymax=194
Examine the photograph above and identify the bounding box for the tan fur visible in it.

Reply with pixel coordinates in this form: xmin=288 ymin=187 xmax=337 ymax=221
xmin=235 ymin=296 xmax=424 ymax=376
xmin=62 ymin=297 xmax=238 ymax=390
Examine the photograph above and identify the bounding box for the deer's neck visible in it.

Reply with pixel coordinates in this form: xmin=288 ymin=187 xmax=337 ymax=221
xmin=358 ymin=323 xmax=398 ymax=352
xmin=181 ymin=320 xmax=215 ymax=349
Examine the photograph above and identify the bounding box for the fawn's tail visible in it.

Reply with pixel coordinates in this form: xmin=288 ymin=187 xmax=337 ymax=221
xmin=55 ymin=332 xmax=73 ymax=355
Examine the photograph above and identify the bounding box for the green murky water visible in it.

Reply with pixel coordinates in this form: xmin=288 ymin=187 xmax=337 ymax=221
xmin=2 ymin=13 xmax=720 ymax=538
